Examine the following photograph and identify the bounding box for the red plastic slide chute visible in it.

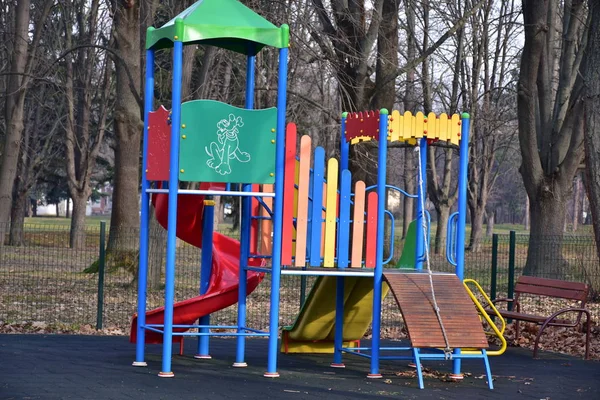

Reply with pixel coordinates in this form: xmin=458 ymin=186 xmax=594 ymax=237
xmin=130 ymin=183 xmax=265 ymax=345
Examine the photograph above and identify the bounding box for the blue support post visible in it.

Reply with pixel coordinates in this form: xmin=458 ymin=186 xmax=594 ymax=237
xmin=133 ymin=47 xmax=155 ymax=368
xmin=234 ymin=51 xmax=256 ymax=367
xmin=415 ymin=138 xmax=428 ymax=270
xmin=159 ymin=34 xmax=184 ymax=378
xmin=265 ymin=47 xmax=288 ymax=378
xmin=196 ymin=198 xmax=214 ymax=359
xmin=368 ymin=109 xmax=389 ymax=379
xmin=452 ymin=113 xmax=471 ymax=377
xmin=332 ymin=169 xmax=351 ymax=367
xmin=340 ymin=114 xmax=349 ymax=171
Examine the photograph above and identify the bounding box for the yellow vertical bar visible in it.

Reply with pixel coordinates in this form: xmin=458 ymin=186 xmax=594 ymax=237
xmin=403 ymin=111 xmax=413 ymax=141
xmin=294 ymin=136 xmax=311 ymax=267
xmin=415 ymin=112 xmax=425 ymax=141
xmin=450 ymin=113 xmax=461 ymax=145
xmin=390 ymin=110 xmax=401 ymax=142
xmin=427 ymin=112 xmax=437 ymax=142
xmin=323 ymin=158 xmax=338 ymax=267
xmin=438 ymin=113 xmax=449 ymax=141
xmin=351 ymin=181 xmax=366 ymax=267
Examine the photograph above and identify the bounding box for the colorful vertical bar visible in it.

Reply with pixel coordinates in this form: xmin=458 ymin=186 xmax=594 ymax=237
xmin=309 ymin=147 xmax=325 ymax=266
xmin=294 ymin=136 xmax=311 ymax=267
xmin=337 ymin=169 xmax=352 ymax=268
xmin=351 ymin=181 xmax=366 ymax=268
xmin=323 ymin=158 xmax=339 ymax=267
xmin=365 ymin=191 xmax=378 ymax=268
xmin=281 ymin=123 xmax=297 ymax=265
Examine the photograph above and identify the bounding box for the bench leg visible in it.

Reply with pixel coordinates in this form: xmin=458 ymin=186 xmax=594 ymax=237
xmin=482 ymin=350 xmax=493 ymax=390
xmin=412 ymin=348 xmax=424 ymax=389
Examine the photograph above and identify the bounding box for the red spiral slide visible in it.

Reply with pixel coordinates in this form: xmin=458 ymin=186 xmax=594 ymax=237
xmin=130 ymin=183 xmax=265 ymax=345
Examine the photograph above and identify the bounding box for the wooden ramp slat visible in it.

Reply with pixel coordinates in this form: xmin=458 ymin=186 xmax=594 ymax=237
xmin=383 ymin=273 xmax=488 ymax=349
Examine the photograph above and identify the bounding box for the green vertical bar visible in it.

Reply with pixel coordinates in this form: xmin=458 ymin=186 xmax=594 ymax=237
xmin=96 ymin=221 xmax=106 ymax=330
xmin=491 ymin=234 xmax=498 ymax=301
xmin=507 ymin=230 xmax=516 ymax=312
xmin=300 ymin=276 xmax=307 ymax=308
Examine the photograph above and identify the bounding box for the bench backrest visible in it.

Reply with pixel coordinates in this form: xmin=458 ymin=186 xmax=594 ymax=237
xmin=514 ymin=276 xmax=589 ymax=305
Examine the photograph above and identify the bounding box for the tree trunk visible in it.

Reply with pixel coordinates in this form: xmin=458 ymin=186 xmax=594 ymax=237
xmin=572 ymin=173 xmax=581 ymax=232
xmin=0 ymin=0 xmax=30 ymax=245
xmin=523 ymin=196 xmax=530 ymax=230
xmin=518 ymin=0 xmax=587 ymax=276
xmin=70 ymin=191 xmax=88 ymax=249
xmin=9 ymin=191 xmax=27 ymax=246
xmin=584 ymin=0 xmax=600 ymax=284
xmin=469 ymin=203 xmax=485 ymax=252
xmin=433 ymin=206 xmax=450 ymax=254
xmin=485 ymin=210 xmax=495 ymax=236
xmin=108 ymin=1 xmax=142 ymax=250
xmin=524 ymin=180 xmax=570 ymax=278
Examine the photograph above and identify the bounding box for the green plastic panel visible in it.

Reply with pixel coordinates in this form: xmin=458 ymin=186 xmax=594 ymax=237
xmin=396 ymin=220 xmax=417 ymax=269
xmin=146 ymin=0 xmax=289 ymax=54
xmin=179 ymin=100 xmax=277 ymax=184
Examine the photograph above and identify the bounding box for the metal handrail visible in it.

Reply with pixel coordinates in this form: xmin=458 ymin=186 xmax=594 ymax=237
xmin=461 ymin=279 xmax=507 ymax=356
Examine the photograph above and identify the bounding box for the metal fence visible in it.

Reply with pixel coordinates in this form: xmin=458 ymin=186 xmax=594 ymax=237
xmin=1 ymin=224 xmax=598 ymax=337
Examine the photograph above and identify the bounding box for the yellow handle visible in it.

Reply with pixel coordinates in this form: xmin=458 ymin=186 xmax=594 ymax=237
xmin=462 ymin=279 xmax=507 ymax=356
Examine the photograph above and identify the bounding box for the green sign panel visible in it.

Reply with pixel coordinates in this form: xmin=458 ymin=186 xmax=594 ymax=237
xmin=179 ymin=100 xmax=277 ymax=184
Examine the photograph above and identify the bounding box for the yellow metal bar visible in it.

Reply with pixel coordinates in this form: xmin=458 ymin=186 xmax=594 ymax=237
xmin=323 ymin=158 xmax=338 ymax=267
xmin=462 ymin=279 xmax=507 ymax=356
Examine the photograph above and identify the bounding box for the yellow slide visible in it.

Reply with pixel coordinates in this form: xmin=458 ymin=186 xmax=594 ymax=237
xmin=281 ymin=276 xmax=389 ymax=353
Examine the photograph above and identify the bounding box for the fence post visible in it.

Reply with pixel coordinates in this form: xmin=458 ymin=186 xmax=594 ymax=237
xmin=96 ymin=221 xmax=106 ymax=330
xmin=491 ymin=234 xmax=498 ymax=301
xmin=508 ymin=230 xmax=516 ymax=312
xmin=300 ymin=276 xmax=307 ymax=308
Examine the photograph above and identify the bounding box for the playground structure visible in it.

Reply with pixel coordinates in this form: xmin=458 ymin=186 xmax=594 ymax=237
xmin=131 ymin=0 xmax=505 ymax=390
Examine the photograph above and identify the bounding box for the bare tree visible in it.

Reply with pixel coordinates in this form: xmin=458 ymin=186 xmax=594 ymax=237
xmin=518 ymin=0 xmax=588 ymax=276
xmin=62 ymin=0 xmax=112 ymax=248
xmin=108 ymin=0 xmax=144 ymax=249
xmin=0 ymin=0 xmax=53 ymax=243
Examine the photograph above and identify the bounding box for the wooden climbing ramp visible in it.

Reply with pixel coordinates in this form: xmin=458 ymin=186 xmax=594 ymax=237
xmin=383 ymin=272 xmax=488 ymax=349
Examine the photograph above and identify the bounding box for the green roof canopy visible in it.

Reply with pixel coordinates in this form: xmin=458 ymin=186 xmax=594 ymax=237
xmin=146 ymin=0 xmax=289 ymax=55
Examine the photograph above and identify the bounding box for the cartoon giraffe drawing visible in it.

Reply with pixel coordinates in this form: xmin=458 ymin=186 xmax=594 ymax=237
xmin=205 ymin=113 xmax=251 ymax=175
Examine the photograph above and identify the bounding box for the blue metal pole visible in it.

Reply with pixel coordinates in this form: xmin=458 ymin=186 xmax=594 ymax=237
xmin=265 ymin=47 xmax=288 ymax=378
xmin=134 ymin=48 xmax=155 ymax=368
xmin=160 ymin=38 xmax=184 ymax=378
xmin=234 ymin=52 xmax=256 ymax=367
xmin=340 ymin=114 xmax=349 ymax=171
xmin=415 ymin=138 xmax=427 ymax=270
xmin=196 ymin=198 xmax=214 ymax=359
xmin=452 ymin=113 xmax=471 ymax=377
xmin=368 ymin=109 xmax=389 ymax=379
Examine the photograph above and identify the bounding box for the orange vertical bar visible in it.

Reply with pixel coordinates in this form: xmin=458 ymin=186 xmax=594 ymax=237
xmin=281 ymin=123 xmax=297 ymax=265
xmin=260 ymin=184 xmax=274 ymax=255
xmin=250 ymin=184 xmax=260 ymax=255
xmin=351 ymin=181 xmax=366 ymax=268
xmin=365 ymin=192 xmax=378 ymax=268
xmin=294 ymin=136 xmax=312 ymax=267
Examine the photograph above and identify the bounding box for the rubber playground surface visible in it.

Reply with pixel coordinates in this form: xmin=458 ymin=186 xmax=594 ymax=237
xmin=1 ymin=334 xmax=599 ymax=399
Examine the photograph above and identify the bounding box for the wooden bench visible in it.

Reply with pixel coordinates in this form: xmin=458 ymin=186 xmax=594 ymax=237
xmin=486 ymin=276 xmax=591 ymax=359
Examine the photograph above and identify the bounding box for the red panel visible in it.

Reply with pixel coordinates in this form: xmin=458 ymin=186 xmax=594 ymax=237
xmin=345 ymin=110 xmax=380 ymax=142
xmin=281 ymin=123 xmax=297 ymax=265
xmin=146 ymin=105 xmax=171 ymax=181
xmin=365 ymin=192 xmax=378 ymax=268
